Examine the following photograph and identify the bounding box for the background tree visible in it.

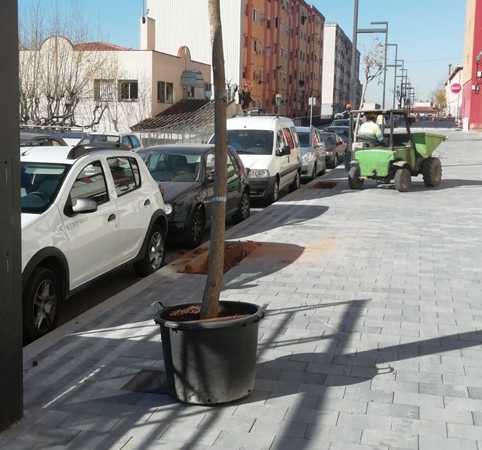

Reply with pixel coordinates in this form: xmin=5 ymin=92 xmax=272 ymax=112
xmin=354 ymin=40 xmax=385 ymax=139
xmin=238 ymin=80 xmax=254 ymax=110
xmin=431 ymin=83 xmax=447 ymax=116
xmin=18 ymin=1 xmax=123 ymax=129
xmin=200 ymin=0 xmax=228 ymax=319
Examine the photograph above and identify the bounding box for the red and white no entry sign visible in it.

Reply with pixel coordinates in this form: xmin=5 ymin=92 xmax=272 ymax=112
xmin=451 ymin=83 xmax=462 ymax=94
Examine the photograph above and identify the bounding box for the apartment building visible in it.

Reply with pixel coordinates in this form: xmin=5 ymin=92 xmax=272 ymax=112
xmin=321 ymin=23 xmax=361 ymax=117
xmin=146 ymin=0 xmax=326 ymax=118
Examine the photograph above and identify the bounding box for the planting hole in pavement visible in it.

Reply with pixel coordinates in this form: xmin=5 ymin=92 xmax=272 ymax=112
xmin=311 ymin=180 xmax=338 ymax=189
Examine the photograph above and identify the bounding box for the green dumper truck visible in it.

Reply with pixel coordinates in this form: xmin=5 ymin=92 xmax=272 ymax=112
xmin=347 ymin=110 xmax=446 ymax=192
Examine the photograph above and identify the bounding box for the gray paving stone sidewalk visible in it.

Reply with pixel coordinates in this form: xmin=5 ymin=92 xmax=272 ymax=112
xmin=2 ymin=130 xmax=482 ymax=450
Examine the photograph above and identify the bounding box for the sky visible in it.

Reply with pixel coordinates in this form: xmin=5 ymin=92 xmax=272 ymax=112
xmin=18 ymin=0 xmax=467 ymax=106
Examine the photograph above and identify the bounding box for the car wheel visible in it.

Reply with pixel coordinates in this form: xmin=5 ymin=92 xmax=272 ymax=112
xmin=232 ymin=190 xmax=250 ymax=224
xmin=184 ymin=205 xmax=206 ymax=248
xmin=320 ymin=160 xmax=326 ymax=175
xmin=394 ymin=168 xmax=411 ymax=192
xmin=134 ymin=224 xmax=166 ymax=277
xmin=309 ymin=163 xmax=317 ymax=181
xmin=265 ymin=178 xmax=280 ymax=205
xmin=289 ymin=171 xmax=301 ymax=192
xmin=23 ymin=267 xmax=60 ymax=342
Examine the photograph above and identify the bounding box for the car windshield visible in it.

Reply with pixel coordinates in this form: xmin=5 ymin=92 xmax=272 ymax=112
xmin=210 ymin=130 xmax=274 ymax=155
xmin=79 ymin=135 xmax=120 ymax=145
xmin=141 ymin=152 xmax=201 ymax=182
xmin=21 ymin=162 xmax=70 ymax=214
xmin=297 ymin=131 xmax=312 ymax=147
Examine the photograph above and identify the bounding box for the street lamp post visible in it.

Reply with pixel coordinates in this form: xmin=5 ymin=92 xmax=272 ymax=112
xmin=371 ymin=21 xmax=389 ymax=109
xmin=386 ymin=43 xmax=401 ymax=109
xmin=349 ymin=0 xmax=360 ymax=110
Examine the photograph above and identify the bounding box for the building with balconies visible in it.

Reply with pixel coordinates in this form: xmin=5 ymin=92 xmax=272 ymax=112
xmin=146 ymin=0 xmax=327 ymax=119
xmin=321 ymin=23 xmax=361 ymax=118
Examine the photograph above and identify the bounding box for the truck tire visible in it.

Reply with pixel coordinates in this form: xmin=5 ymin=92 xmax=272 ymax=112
xmin=394 ymin=168 xmax=411 ymax=192
xmin=422 ymin=157 xmax=442 ymax=187
xmin=348 ymin=167 xmax=364 ymax=190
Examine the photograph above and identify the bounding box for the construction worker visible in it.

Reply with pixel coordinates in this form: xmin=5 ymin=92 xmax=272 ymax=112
xmin=376 ymin=113 xmax=385 ymax=132
xmin=357 ymin=111 xmax=388 ymax=147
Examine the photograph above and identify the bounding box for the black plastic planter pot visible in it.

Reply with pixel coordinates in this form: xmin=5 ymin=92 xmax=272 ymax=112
xmin=154 ymin=301 xmax=266 ymax=405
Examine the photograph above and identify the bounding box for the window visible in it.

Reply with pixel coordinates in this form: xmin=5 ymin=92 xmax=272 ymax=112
xmin=166 ymin=82 xmax=173 ymax=103
xmin=282 ymin=128 xmax=294 ymax=149
xmin=121 ymin=136 xmax=134 ymax=149
xmin=119 ymin=80 xmax=138 ymax=101
xmin=94 ymin=79 xmax=114 ymax=101
xmin=130 ymin=135 xmax=141 ymax=149
xmin=157 ymin=81 xmax=173 ymax=104
xmin=253 ymin=8 xmax=257 ymax=22
xmin=108 ymin=157 xmax=140 ymax=197
xmin=157 ymin=81 xmax=166 ymax=102
xmin=69 ymin=161 xmax=109 ymax=208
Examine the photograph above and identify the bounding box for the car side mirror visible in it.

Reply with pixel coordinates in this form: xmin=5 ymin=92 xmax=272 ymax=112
xmin=207 ymin=170 xmax=215 ymax=182
xmin=72 ymin=198 xmax=98 ymax=214
xmin=277 ymin=145 xmax=290 ymax=156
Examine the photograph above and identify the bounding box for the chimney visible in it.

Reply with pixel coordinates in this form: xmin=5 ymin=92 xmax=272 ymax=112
xmin=448 ymin=64 xmax=452 ymax=76
xmin=140 ymin=17 xmax=155 ymax=51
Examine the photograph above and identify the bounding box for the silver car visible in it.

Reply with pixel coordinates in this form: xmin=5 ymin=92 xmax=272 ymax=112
xmin=296 ymin=126 xmax=326 ymax=181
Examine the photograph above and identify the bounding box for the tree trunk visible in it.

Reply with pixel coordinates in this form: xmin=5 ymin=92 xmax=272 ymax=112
xmin=200 ymin=0 xmax=228 ymax=320
xmin=354 ymin=83 xmax=368 ymax=141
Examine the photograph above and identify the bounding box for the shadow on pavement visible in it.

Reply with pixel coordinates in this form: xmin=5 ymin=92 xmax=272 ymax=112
xmin=230 ymin=203 xmax=329 ymax=239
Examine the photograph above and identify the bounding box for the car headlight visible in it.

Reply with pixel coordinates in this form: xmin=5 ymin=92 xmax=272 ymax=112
xmin=301 ymin=153 xmax=313 ymax=163
xmin=248 ymin=169 xmax=270 ymax=178
xmin=164 ymin=203 xmax=173 ymax=215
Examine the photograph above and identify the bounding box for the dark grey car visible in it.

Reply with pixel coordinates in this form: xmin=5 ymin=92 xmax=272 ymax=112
xmin=319 ymin=132 xmax=344 ymax=168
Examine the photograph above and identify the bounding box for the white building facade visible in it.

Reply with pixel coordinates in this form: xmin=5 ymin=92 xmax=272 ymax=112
xmin=445 ymin=65 xmax=464 ymax=120
xmin=321 ymin=23 xmax=361 ymax=117
xmin=19 ymin=21 xmax=211 ymax=133
xmin=146 ymin=0 xmax=243 ymax=98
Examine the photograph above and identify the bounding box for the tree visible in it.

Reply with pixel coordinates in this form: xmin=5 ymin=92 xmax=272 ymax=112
xmin=18 ymin=1 xmax=121 ymax=129
xmin=354 ymin=40 xmax=385 ymax=139
xmin=200 ymin=0 xmax=228 ymax=319
xmin=238 ymin=80 xmax=254 ymax=110
xmin=431 ymin=84 xmax=447 ymax=116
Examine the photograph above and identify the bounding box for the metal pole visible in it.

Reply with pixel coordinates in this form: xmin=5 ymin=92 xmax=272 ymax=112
xmin=0 ymin=0 xmax=23 ymax=432
xmin=349 ymin=0 xmax=359 ymax=109
xmin=310 ymin=93 xmax=313 ymax=126
xmin=371 ymin=22 xmax=389 ymax=109
xmin=387 ymin=44 xmax=398 ymax=109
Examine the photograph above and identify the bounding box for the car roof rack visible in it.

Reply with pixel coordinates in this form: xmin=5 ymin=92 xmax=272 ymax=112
xmin=67 ymin=142 xmax=131 ymax=159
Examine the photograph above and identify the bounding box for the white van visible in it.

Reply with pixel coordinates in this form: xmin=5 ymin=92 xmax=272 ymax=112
xmin=209 ymin=115 xmax=301 ymax=204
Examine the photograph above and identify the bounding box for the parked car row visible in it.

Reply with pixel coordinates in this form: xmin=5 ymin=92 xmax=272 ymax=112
xmin=20 ymin=115 xmax=342 ymax=342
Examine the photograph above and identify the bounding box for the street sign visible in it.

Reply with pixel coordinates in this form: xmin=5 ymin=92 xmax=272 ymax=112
xmin=451 ymin=83 xmax=462 ymax=94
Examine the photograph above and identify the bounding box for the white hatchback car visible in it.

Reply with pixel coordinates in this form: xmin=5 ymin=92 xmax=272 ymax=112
xmin=78 ymin=132 xmax=144 ymax=151
xmin=21 ymin=144 xmax=167 ymax=341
